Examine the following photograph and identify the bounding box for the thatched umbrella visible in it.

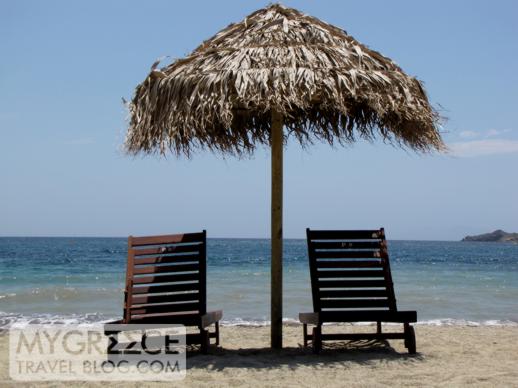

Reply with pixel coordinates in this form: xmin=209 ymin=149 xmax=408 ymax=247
xmin=125 ymin=4 xmax=444 ymax=349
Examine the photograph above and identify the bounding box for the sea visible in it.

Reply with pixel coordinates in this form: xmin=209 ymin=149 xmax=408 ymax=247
xmin=1 ymin=238 xmax=517 ymax=329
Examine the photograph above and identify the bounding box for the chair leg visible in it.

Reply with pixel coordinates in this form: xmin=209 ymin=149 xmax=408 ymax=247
xmin=303 ymin=324 xmax=308 ymax=348
xmin=376 ymin=321 xmax=382 ymax=335
xmin=404 ymin=323 xmax=416 ymax=354
xmin=312 ymin=325 xmax=322 ymax=354
xmin=215 ymin=321 xmax=220 ymax=347
xmin=200 ymin=328 xmax=209 ymax=354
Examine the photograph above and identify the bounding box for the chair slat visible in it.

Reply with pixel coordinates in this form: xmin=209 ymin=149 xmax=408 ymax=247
xmin=319 ymin=289 xmax=388 ymax=298
xmin=308 ymin=230 xmax=381 ymax=240
xmin=132 ymin=292 xmax=200 ymax=305
xmin=130 ymin=232 xmax=205 ymax=247
xmin=315 ymin=250 xmax=381 ymax=259
xmin=320 ymin=299 xmax=390 ymax=309
xmin=131 ymin=302 xmax=200 ymax=315
xmin=318 ymin=279 xmax=387 ymax=288
xmin=316 ymin=270 xmax=385 ymax=278
xmin=133 ymin=244 xmax=202 ymax=256
xmin=132 ymin=283 xmax=200 ymax=295
xmin=132 ymin=273 xmax=200 ymax=285
xmin=133 ymin=254 xmax=200 ymax=266
xmin=312 ymin=241 xmax=381 ymax=249
xmin=316 ymin=260 xmax=382 ymax=269
xmin=133 ymin=263 xmax=199 ymax=275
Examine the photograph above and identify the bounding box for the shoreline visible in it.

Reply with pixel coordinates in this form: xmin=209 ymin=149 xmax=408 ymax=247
xmin=1 ymin=325 xmax=517 ymax=387
xmin=1 ymin=313 xmax=518 ymax=331
xmin=1 ymin=312 xmax=518 ymax=331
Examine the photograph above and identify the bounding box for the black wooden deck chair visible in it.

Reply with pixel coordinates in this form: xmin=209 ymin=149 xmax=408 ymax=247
xmin=105 ymin=230 xmax=222 ymax=353
xmin=299 ymin=228 xmax=417 ymax=354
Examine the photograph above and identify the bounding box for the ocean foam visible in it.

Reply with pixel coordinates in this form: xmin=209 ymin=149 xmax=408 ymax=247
xmin=220 ymin=317 xmax=518 ymax=327
xmin=415 ymin=318 xmax=518 ymax=327
xmin=1 ymin=312 xmax=517 ymax=331
xmin=0 ymin=312 xmax=117 ymax=331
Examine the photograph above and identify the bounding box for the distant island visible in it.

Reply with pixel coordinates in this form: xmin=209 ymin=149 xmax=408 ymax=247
xmin=462 ymin=230 xmax=518 ymax=243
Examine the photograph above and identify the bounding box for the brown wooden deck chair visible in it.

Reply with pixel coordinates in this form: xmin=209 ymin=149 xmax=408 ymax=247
xmin=106 ymin=230 xmax=222 ymax=353
xmin=299 ymin=228 xmax=417 ymax=354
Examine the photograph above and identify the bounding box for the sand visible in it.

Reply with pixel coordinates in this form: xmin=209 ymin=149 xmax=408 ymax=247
xmin=1 ymin=324 xmax=517 ymax=387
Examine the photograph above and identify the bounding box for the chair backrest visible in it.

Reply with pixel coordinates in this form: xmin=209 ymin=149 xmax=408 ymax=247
xmin=122 ymin=231 xmax=207 ymax=323
xmin=306 ymin=228 xmax=397 ymax=313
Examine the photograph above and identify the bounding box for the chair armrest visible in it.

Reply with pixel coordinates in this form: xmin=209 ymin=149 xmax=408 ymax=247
xmin=299 ymin=312 xmax=320 ymax=325
xmin=201 ymin=310 xmax=223 ymax=328
xmin=103 ymin=320 xmax=123 ymax=335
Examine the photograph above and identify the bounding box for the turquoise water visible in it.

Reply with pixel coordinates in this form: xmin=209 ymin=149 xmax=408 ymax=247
xmin=1 ymin=238 xmax=517 ymax=327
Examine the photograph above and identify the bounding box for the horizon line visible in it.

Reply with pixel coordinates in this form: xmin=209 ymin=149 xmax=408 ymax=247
xmin=0 ymin=235 xmax=461 ymax=242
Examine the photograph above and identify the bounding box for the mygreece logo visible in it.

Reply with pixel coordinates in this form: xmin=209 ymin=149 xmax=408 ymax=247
xmin=9 ymin=324 xmax=186 ymax=381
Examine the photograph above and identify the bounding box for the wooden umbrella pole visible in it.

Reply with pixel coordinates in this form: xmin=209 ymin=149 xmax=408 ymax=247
xmin=271 ymin=110 xmax=284 ymax=349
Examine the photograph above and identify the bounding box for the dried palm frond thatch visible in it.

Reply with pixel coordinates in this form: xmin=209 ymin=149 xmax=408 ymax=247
xmin=125 ymin=3 xmax=444 ymax=156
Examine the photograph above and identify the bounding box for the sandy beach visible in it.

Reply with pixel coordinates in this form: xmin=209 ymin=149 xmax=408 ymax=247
xmin=1 ymin=324 xmax=517 ymax=387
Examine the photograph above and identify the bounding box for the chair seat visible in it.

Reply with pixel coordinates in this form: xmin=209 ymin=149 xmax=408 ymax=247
xmin=105 ymin=310 xmax=223 ymax=330
xmin=300 ymin=310 xmax=417 ymax=325
xmin=201 ymin=310 xmax=223 ymax=328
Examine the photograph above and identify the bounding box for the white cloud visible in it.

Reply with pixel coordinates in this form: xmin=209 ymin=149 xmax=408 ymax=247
xmin=457 ymin=128 xmax=512 ymax=139
xmin=449 ymin=139 xmax=518 ymax=157
xmin=486 ymin=128 xmax=511 ymax=137
xmin=458 ymin=130 xmax=478 ymax=139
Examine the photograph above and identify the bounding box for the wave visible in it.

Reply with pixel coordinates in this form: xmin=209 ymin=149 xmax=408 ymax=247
xmin=0 ymin=312 xmax=117 ymax=332
xmin=0 ymin=286 xmax=122 ymax=304
xmin=414 ymin=318 xmax=518 ymax=327
xmin=221 ymin=318 xmax=518 ymax=327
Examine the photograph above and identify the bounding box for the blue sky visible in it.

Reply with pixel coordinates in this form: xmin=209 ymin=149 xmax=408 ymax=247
xmin=1 ymin=0 xmax=517 ymax=240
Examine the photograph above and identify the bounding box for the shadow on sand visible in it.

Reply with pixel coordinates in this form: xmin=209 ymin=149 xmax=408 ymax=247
xmin=186 ymin=340 xmax=423 ymax=371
